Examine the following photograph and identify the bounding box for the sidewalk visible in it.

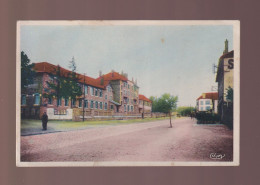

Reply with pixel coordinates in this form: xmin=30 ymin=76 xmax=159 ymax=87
xmin=20 ymin=117 xmax=171 ymax=136
xmin=21 ymin=120 xmax=103 ymax=136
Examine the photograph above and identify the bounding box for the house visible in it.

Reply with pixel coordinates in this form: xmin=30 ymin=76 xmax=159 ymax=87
xmin=138 ymin=94 xmax=152 ymax=114
xmin=21 ymin=62 xmax=152 ymax=120
xmin=196 ymin=92 xmax=218 ymax=113
xmin=215 ymin=39 xmax=234 ymax=128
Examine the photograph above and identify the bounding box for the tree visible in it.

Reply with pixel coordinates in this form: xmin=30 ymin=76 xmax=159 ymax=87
xmin=151 ymin=93 xmax=178 ymax=128
xmin=43 ymin=65 xmax=65 ymax=106
xmin=226 ymin=86 xmax=233 ymax=103
xmin=68 ymin=57 xmax=82 ymax=106
xmin=177 ymin=106 xmax=195 ymax=116
xmin=43 ymin=57 xmax=82 ymax=107
xmin=21 ymin=51 xmax=35 ymax=90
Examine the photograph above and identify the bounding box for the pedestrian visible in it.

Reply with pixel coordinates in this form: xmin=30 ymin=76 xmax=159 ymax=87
xmin=42 ymin=112 xmax=48 ymax=130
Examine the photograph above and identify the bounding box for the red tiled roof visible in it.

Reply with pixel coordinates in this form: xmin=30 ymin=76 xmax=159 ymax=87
xmin=33 ymin=62 xmax=105 ymax=89
xmin=139 ymin=94 xmax=152 ymax=103
xmin=196 ymin=92 xmax=218 ymax=101
xmin=96 ymin=72 xmax=128 ymax=82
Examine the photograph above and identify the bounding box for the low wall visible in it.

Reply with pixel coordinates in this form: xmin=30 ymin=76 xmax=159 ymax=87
xmin=47 ymin=108 xmax=73 ymax=120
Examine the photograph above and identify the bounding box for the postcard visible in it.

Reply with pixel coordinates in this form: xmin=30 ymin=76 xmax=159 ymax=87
xmin=16 ymin=20 xmax=240 ymax=166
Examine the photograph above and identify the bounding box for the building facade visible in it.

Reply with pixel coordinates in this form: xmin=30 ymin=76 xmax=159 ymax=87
xmin=215 ymin=40 xmax=234 ymax=128
xmin=196 ymin=92 xmax=218 ymax=113
xmin=138 ymin=94 xmax=153 ymax=114
xmin=21 ymin=62 xmax=152 ymax=120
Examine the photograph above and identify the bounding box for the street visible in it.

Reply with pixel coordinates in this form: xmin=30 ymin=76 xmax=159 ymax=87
xmin=21 ymin=118 xmax=233 ymax=162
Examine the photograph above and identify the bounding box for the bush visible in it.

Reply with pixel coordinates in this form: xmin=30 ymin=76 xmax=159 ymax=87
xmin=195 ymin=112 xmax=220 ymax=124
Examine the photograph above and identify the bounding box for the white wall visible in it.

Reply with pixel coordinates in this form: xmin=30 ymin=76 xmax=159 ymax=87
xmin=47 ymin=108 xmax=73 ymax=120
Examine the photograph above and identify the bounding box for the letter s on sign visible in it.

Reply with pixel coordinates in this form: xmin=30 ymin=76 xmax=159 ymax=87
xmin=228 ymin=59 xmax=234 ymax=69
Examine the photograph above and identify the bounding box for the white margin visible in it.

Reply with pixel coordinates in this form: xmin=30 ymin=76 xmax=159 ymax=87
xmin=16 ymin=20 xmax=240 ymax=167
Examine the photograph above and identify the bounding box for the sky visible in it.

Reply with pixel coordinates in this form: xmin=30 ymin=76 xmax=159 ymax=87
xmin=20 ymin=24 xmax=233 ymax=107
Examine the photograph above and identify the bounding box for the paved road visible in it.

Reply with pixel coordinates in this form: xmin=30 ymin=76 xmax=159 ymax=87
xmin=21 ymin=118 xmax=233 ymax=162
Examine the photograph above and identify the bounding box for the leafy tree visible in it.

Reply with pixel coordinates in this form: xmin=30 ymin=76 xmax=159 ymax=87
xmin=150 ymin=93 xmax=178 ymax=128
xmin=226 ymin=86 xmax=233 ymax=103
xmin=177 ymin=106 xmax=195 ymax=116
xmin=21 ymin=51 xmax=35 ymax=90
xmin=43 ymin=65 xmax=64 ymax=106
xmin=43 ymin=57 xmax=82 ymax=107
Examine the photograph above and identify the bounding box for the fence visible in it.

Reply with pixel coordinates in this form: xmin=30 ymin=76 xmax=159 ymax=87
xmin=73 ymin=109 xmax=167 ymax=121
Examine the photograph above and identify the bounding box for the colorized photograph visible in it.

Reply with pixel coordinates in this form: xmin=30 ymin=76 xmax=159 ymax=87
xmin=16 ymin=21 xmax=240 ymax=166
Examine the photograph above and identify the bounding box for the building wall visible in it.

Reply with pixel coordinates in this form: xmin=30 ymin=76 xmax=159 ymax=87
xmin=223 ymin=57 xmax=234 ymax=101
xmin=22 ymin=71 xmax=151 ymax=120
xmin=138 ymin=100 xmax=152 ymax=113
xmin=197 ymin=99 xmax=213 ymax=112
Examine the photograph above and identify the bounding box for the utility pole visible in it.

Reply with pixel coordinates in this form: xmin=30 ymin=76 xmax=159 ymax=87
xmin=82 ymin=73 xmax=85 ymax=122
xmin=142 ymin=100 xmax=144 ymax=119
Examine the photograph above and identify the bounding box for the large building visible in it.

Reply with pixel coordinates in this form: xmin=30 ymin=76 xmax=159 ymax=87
xmin=21 ymin=62 xmax=152 ymax=120
xmin=196 ymin=92 xmax=218 ymax=113
xmin=215 ymin=39 xmax=234 ymax=128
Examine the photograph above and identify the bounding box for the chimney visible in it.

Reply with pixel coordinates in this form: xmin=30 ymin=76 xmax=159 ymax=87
xmin=99 ymin=70 xmax=102 ymax=77
xmin=223 ymin=39 xmax=228 ymax=54
xmin=100 ymin=76 xmax=104 ymax=85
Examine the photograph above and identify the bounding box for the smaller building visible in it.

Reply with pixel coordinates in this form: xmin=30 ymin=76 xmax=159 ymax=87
xmin=196 ymin=92 xmax=218 ymax=113
xmin=138 ymin=94 xmax=152 ymax=114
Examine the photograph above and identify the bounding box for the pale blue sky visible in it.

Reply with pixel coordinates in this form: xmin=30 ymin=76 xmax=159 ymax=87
xmin=20 ymin=24 xmax=233 ymax=107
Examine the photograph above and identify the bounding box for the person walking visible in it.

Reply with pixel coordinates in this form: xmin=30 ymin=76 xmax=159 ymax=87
xmin=42 ymin=112 xmax=48 ymax=130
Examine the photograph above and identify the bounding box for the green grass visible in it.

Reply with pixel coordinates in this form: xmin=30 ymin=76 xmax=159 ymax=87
xmin=21 ymin=117 xmax=171 ymax=130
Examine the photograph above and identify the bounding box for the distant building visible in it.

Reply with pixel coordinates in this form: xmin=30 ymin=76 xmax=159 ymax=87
xmin=215 ymin=39 xmax=234 ymax=128
xmin=138 ymin=94 xmax=152 ymax=114
xmin=196 ymin=92 xmax=218 ymax=113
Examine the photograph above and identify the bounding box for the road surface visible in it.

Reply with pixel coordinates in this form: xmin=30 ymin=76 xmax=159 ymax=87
xmin=21 ymin=118 xmax=233 ymax=162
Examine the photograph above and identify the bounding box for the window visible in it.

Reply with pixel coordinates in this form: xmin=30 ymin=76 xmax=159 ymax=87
xmin=84 ymin=100 xmax=88 ymax=108
xmin=90 ymin=87 xmax=94 ymax=96
xmin=206 ymin=106 xmax=211 ymax=111
xmin=84 ymin=85 xmax=88 ymax=95
xmin=200 ymin=101 xmax=203 ymax=105
xmin=65 ymin=98 xmax=69 ymax=106
xmin=124 ymin=105 xmax=126 ymax=112
xmin=79 ymin=99 xmax=82 ymax=107
xmin=127 ymin=105 xmax=130 ymax=111
xmin=95 ymin=101 xmax=98 ymax=109
xmin=90 ymin=101 xmax=94 ymax=109
xmin=104 ymin=102 xmax=107 ymax=110
xmin=200 ymin=107 xmax=203 ymax=111
xmin=34 ymin=93 xmax=40 ymax=105
xmin=110 ymin=96 xmax=112 ymax=100
xmin=21 ymin=95 xmax=26 ymax=105
xmin=95 ymin=89 xmax=98 ymax=96
xmin=99 ymin=90 xmax=103 ymax=97
xmin=105 ymin=95 xmax=107 ymax=100
xmin=100 ymin=102 xmax=103 ymax=109
xmin=72 ymin=99 xmax=76 ymax=106
xmin=48 ymin=97 xmax=52 ymax=104
xmin=206 ymin=100 xmax=211 ymax=105
xmin=57 ymin=98 xmax=61 ymax=106
xmin=110 ymin=105 xmax=114 ymax=110
xmin=131 ymin=106 xmax=133 ymax=112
